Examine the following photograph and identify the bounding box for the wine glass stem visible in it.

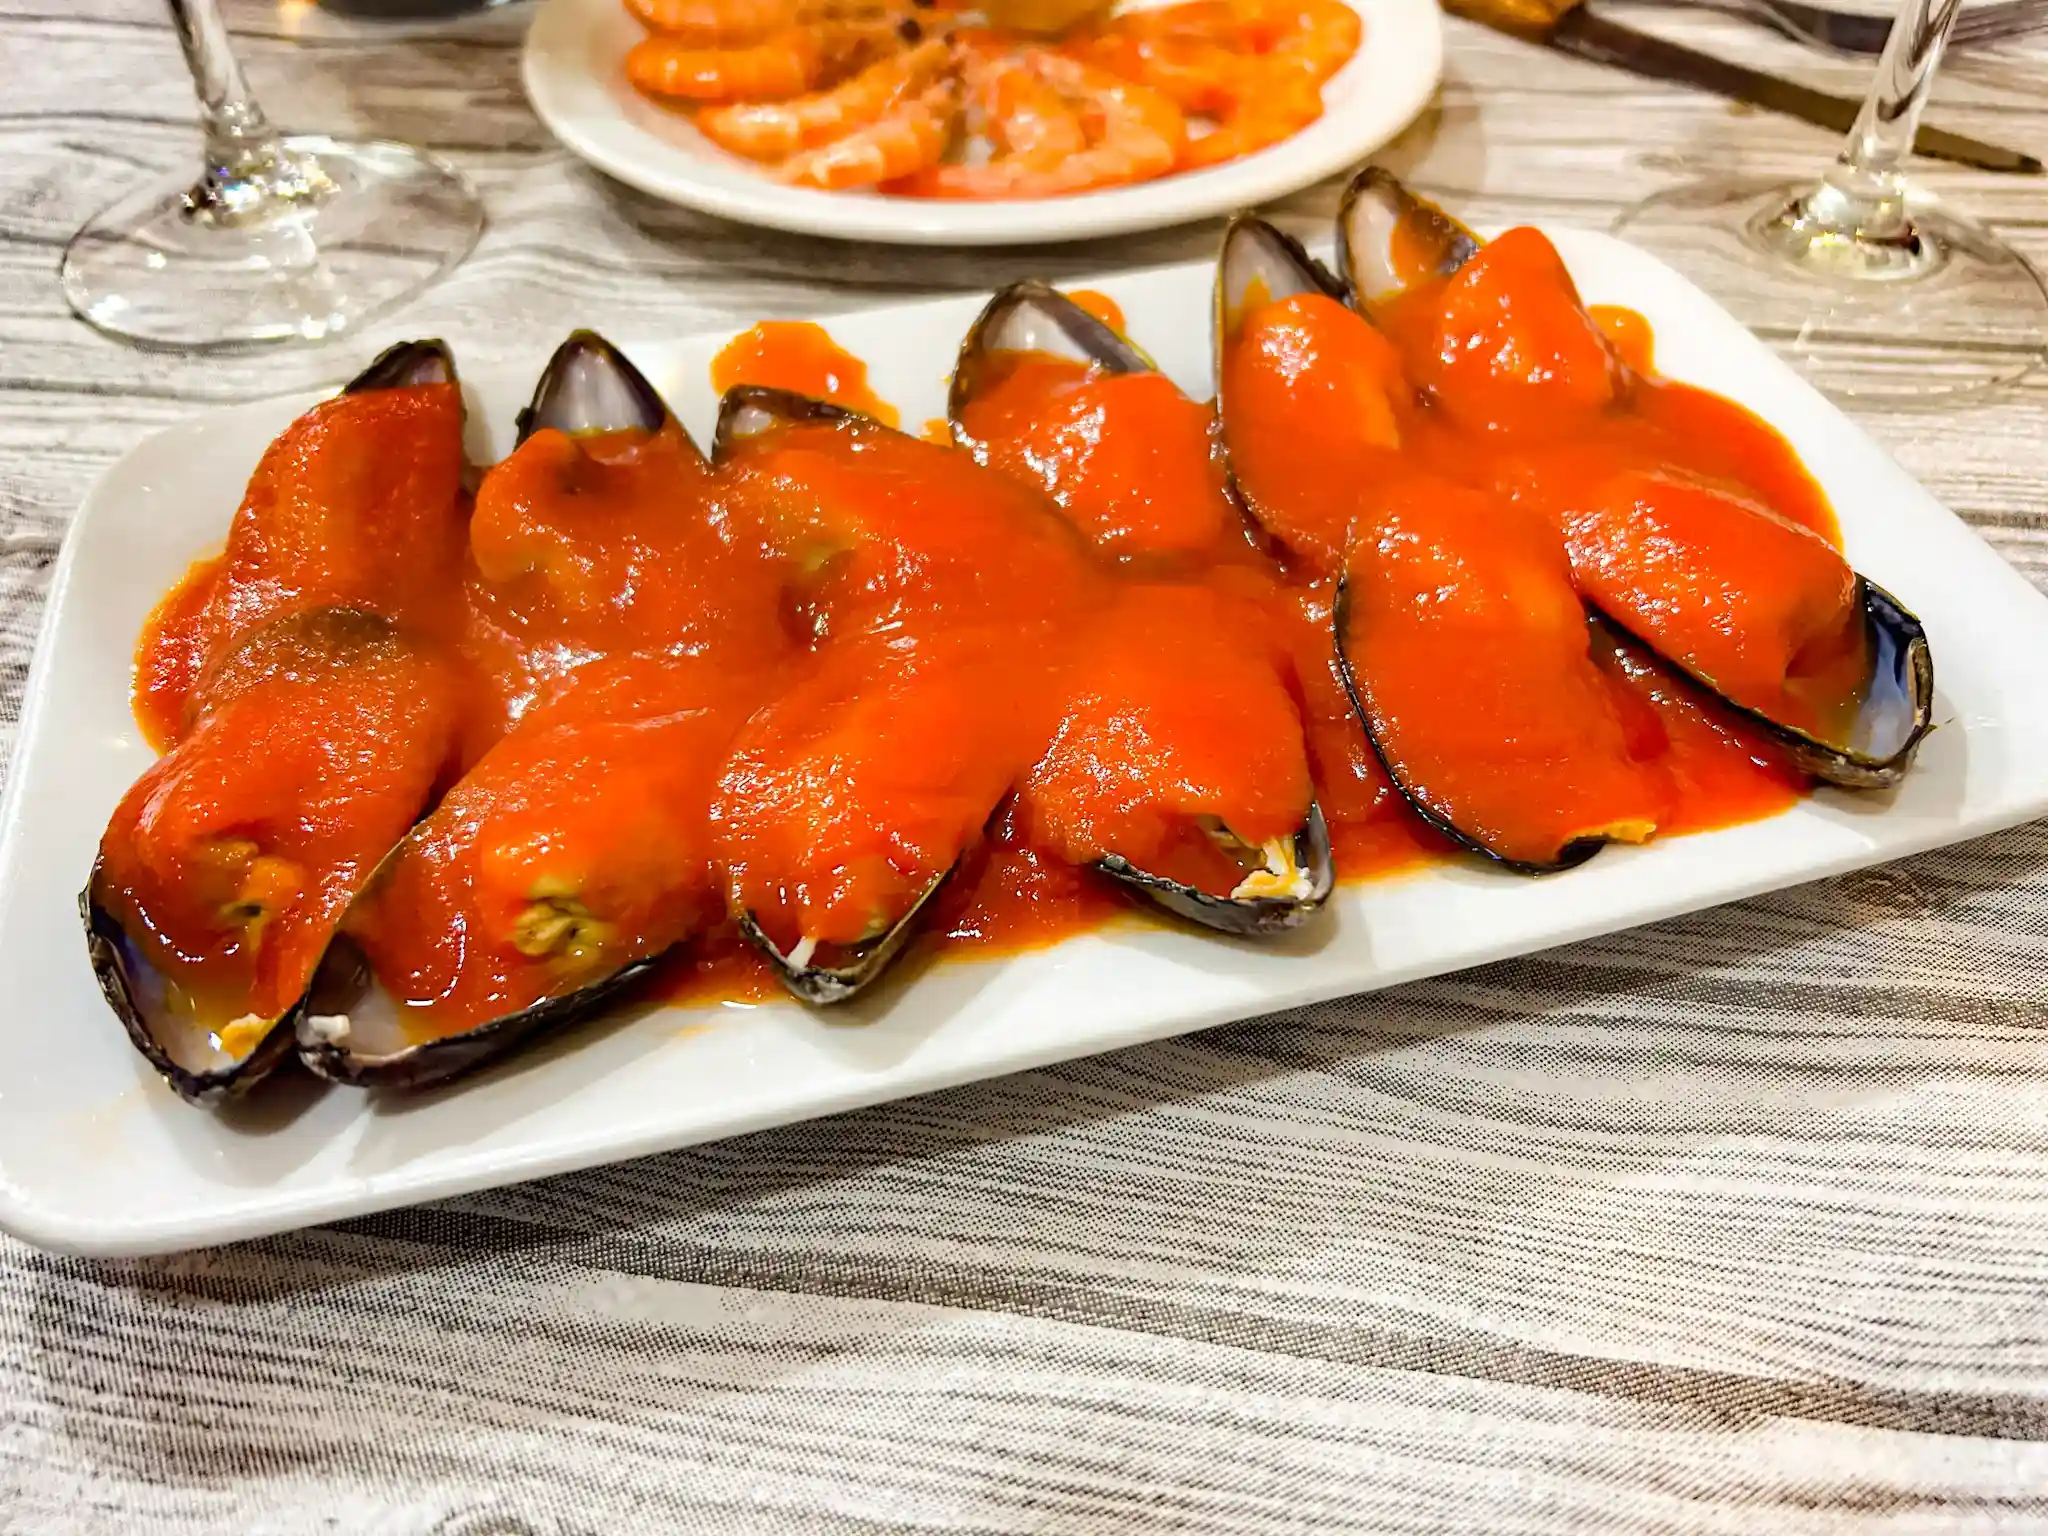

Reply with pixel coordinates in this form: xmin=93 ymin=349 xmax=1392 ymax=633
xmin=1819 ymin=0 xmax=1965 ymax=237
xmin=165 ymin=0 xmax=329 ymax=224
xmin=170 ymin=0 xmax=274 ymax=149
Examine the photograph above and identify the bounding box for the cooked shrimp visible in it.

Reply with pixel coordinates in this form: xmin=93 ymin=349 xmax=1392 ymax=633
xmin=1178 ymin=64 xmax=1324 ymax=169
xmin=624 ymin=0 xmax=915 ymax=46
xmin=903 ymin=54 xmax=1181 ymax=199
xmin=1066 ymin=31 xmax=1238 ymax=114
xmin=1102 ymin=0 xmax=1244 ymax=42
xmin=778 ymin=81 xmax=960 ymax=190
xmin=626 ymin=19 xmax=901 ymax=103
xmin=624 ymin=0 xmax=797 ymax=45
xmin=893 ymin=46 xmax=1088 ymax=197
xmin=1088 ymin=0 xmax=1360 ymax=81
xmin=698 ymin=38 xmax=947 ymax=160
xmin=1259 ymin=0 xmax=1363 ymax=85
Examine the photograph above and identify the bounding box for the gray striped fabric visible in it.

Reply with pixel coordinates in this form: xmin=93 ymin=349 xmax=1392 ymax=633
xmin=7 ymin=3 xmax=2048 ymax=1529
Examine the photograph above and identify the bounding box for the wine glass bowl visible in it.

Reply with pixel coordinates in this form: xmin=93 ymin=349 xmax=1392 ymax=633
xmin=61 ymin=1 xmax=484 ymax=353
xmin=1611 ymin=0 xmax=2048 ymax=400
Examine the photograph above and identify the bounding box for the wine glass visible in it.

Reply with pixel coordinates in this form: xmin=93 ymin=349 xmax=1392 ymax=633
xmin=1610 ymin=0 xmax=2048 ymax=401
xmin=60 ymin=0 xmax=485 ymax=352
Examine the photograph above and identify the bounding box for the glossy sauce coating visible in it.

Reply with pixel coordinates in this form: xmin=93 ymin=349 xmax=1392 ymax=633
xmin=102 ymin=382 xmax=472 ymax=1064
xmin=100 ymin=613 xmax=462 ymax=1064
xmin=1337 ymin=475 xmax=1661 ymax=867
xmin=460 ymin=419 xmax=789 ymax=753
xmin=712 ymin=321 xmax=902 ymax=427
xmin=1222 ymin=232 xmax=1817 ymax=871
xmin=956 ymin=356 xmax=1243 ymax=563
xmin=950 ymin=336 xmax=1397 ymax=891
xmin=133 ymin=554 xmax=224 ymax=753
xmin=1220 ymin=289 xmax=1407 ymax=567
xmin=124 ymin=276 xmax=1834 ymax=1039
xmin=346 ymin=654 xmax=753 ymax=1036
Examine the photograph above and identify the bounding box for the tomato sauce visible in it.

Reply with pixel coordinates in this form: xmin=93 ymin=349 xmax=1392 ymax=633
xmin=99 ymin=383 xmax=473 ymax=1061
xmin=132 ymin=553 xmax=223 ymax=753
xmin=345 ymin=653 xmax=755 ymax=1036
xmin=1063 ymin=290 xmax=1126 ymax=333
xmin=711 ymin=321 xmax=902 ymax=427
xmin=99 ymin=612 xmax=463 ymax=1066
xmin=120 ymin=246 xmax=1837 ymax=1040
xmin=955 ymin=355 xmax=1245 ymax=564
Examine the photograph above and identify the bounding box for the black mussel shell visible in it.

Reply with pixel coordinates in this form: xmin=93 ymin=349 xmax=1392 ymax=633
xmin=293 ymin=935 xmax=663 ymax=1091
xmin=80 ymin=880 xmax=302 ymax=1104
xmin=1097 ymin=805 xmax=1336 ymax=935
xmin=1331 ymin=581 xmax=1612 ymax=877
xmin=1335 ymin=167 xmax=1480 ymax=313
xmin=1212 ymin=214 xmax=1349 ymax=514
xmin=712 ymin=384 xmax=868 ymax=461
xmin=949 ymin=280 xmax=1155 ymax=437
xmin=516 ymin=330 xmax=671 ymax=445
xmin=346 ymin=338 xmax=458 ymax=395
xmin=1213 ymin=213 xmax=1346 ymax=364
xmin=740 ymin=865 xmax=956 ymax=1006
xmin=1606 ymin=578 xmax=1934 ymax=791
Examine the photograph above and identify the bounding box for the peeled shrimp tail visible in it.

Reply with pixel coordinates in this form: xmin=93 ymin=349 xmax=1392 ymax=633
xmin=698 ymin=36 xmax=948 ymax=160
xmin=627 ymin=15 xmax=906 ymax=103
xmin=777 ymin=79 xmax=961 ymax=190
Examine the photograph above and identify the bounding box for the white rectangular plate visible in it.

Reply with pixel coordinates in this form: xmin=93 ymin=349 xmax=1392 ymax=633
xmin=6 ymin=228 xmax=2048 ymax=1258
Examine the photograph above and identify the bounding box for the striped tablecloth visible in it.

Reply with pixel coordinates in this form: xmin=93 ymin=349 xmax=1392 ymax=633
xmin=5 ymin=3 xmax=2048 ymax=1529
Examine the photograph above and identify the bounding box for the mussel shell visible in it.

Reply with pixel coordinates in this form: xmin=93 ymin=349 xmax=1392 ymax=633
xmin=1212 ymin=214 xmax=1350 ymax=525
xmin=1214 ymin=213 xmax=1346 ymax=359
xmin=516 ymin=330 xmax=671 ymax=445
xmin=739 ymin=865 xmax=956 ymax=1006
xmin=1097 ymin=805 xmax=1336 ymax=935
xmin=712 ymin=383 xmax=867 ymax=461
xmin=1335 ymin=166 xmax=1480 ymax=311
xmin=80 ymin=882 xmax=303 ymax=1103
xmin=294 ymin=937 xmax=663 ymax=1091
xmin=948 ymin=280 xmax=1155 ymax=434
xmin=346 ymin=338 xmax=457 ymax=395
xmin=1331 ymin=581 xmax=1611 ymax=876
xmin=1601 ymin=578 xmax=1934 ymax=791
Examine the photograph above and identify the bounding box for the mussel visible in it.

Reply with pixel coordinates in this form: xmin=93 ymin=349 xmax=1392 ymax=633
xmin=734 ymin=871 xmax=956 ymax=1008
xmin=948 ymin=279 xmax=1155 ymax=424
xmin=1213 ymin=217 xmax=1665 ymax=874
xmin=299 ymin=333 xmax=744 ymax=1089
xmin=514 ymin=328 xmax=671 ymax=445
xmin=1336 ymin=167 xmax=1934 ymax=789
xmin=1212 ymin=214 xmax=1414 ymax=569
xmin=85 ymin=342 xmax=469 ymax=1102
xmin=947 ymin=284 xmax=1335 ymax=934
xmin=712 ymin=385 xmax=1013 ymax=1004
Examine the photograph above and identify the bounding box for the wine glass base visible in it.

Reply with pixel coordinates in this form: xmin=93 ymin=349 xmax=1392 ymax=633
xmin=1611 ymin=175 xmax=2048 ymax=402
xmin=61 ymin=136 xmax=484 ymax=353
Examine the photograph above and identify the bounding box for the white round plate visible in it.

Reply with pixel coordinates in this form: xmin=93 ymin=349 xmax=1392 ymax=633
xmin=521 ymin=0 xmax=1444 ymax=246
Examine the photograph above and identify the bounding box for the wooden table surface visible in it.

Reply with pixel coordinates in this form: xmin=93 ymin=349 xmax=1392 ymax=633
xmin=4 ymin=4 xmax=2048 ymax=1530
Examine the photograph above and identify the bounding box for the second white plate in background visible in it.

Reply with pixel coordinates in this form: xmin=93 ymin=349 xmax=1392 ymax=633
xmin=522 ymin=0 xmax=1444 ymax=244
